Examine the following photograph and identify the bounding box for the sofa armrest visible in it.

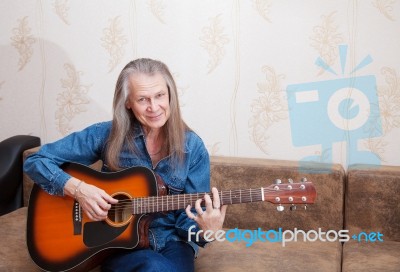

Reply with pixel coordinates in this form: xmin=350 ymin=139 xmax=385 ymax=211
xmin=22 ymin=147 xmax=41 ymax=207
xmin=0 ymin=136 xmax=40 ymax=215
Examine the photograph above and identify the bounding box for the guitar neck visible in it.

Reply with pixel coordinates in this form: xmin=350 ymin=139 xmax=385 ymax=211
xmin=131 ymin=188 xmax=264 ymax=214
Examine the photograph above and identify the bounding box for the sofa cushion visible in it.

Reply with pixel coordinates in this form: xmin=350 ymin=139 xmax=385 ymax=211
xmin=210 ymin=156 xmax=345 ymax=232
xmin=195 ymin=239 xmax=342 ymax=272
xmin=342 ymin=240 xmax=400 ymax=272
xmin=0 ymin=207 xmax=40 ymax=271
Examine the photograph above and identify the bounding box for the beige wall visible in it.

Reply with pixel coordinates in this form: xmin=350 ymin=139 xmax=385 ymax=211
xmin=1 ymin=0 xmax=399 ymax=167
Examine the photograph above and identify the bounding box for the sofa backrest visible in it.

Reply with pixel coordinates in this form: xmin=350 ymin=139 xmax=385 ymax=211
xmin=210 ymin=156 xmax=346 ymax=232
xmin=345 ymin=164 xmax=400 ymax=242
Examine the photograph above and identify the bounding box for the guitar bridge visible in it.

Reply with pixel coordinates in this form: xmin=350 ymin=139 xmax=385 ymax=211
xmin=73 ymin=200 xmax=82 ymax=235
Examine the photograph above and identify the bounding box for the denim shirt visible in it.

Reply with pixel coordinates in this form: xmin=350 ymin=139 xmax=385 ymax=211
xmin=23 ymin=121 xmax=210 ymax=255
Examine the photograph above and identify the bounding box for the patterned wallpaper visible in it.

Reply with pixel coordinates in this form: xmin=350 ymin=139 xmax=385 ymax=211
xmin=0 ymin=0 xmax=399 ymax=168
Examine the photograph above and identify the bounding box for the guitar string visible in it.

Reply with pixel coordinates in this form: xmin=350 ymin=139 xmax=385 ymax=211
xmin=108 ymin=186 xmax=309 ymax=205
xmin=106 ymin=187 xmax=311 ymax=212
xmin=108 ymin=187 xmax=310 ymax=204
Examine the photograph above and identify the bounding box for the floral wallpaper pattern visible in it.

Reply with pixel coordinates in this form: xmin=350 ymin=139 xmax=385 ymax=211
xmin=56 ymin=64 xmax=90 ymax=136
xmin=310 ymin=11 xmax=344 ymax=76
xmin=249 ymin=66 xmax=287 ymax=154
xmin=0 ymin=0 xmax=399 ymax=167
xmin=148 ymin=0 xmax=166 ymax=24
xmin=252 ymin=0 xmax=272 ymax=23
xmin=101 ymin=16 xmax=128 ymax=73
xmin=53 ymin=0 xmax=70 ymax=25
xmin=11 ymin=16 xmax=36 ymax=71
xmin=200 ymin=14 xmax=230 ymax=75
xmin=373 ymin=0 xmax=397 ymax=21
xmin=378 ymin=67 xmax=400 ymax=133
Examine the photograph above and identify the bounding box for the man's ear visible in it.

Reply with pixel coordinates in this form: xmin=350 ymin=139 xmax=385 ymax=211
xmin=125 ymin=100 xmax=131 ymax=109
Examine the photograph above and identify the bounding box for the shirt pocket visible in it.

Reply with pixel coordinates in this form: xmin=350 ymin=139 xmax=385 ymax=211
xmin=168 ymin=182 xmax=184 ymax=195
xmin=166 ymin=172 xmax=188 ymax=195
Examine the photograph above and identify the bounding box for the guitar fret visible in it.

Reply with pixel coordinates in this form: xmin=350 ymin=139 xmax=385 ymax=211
xmin=131 ymin=187 xmax=281 ymax=214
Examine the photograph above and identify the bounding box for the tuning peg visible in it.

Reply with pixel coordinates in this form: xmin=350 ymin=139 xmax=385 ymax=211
xmin=304 ymin=204 xmax=308 ymax=210
xmin=290 ymin=204 xmax=297 ymax=211
xmin=301 ymin=177 xmax=307 ymax=183
xmin=277 ymin=204 xmax=284 ymax=212
xmin=274 ymin=179 xmax=282 ymax=184
xmin=288 ymin=178 xmax=294 ymax=184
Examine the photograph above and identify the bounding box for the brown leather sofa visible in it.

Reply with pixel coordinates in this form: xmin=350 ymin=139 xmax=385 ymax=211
xmin=0 ymin=147 xmax=399 ymax=271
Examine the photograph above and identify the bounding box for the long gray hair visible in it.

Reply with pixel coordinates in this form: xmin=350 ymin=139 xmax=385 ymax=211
xmin=105 ymin=58 xmax=188 ymax=170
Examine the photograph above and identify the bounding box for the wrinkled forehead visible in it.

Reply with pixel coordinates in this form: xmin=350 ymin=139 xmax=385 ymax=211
xmin=128 ymin=72 xmax=168 ymax=95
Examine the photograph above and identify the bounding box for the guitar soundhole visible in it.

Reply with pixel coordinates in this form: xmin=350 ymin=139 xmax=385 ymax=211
xmin=107 ymin=193 xmax=132 ymax=227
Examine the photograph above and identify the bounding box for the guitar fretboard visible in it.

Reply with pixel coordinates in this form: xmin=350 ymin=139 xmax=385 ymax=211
xmin=129 ymin=188 xmax=264 ymax=214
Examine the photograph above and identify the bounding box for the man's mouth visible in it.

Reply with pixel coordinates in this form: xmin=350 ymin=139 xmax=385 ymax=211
xmin=147 ymin=113 xmax=162 ymax=120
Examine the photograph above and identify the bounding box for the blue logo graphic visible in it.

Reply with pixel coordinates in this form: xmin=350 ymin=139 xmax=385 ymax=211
xmin=286 ymin=45 xmax=382 ymax=168
xmin=351 ymin=231 xmax=384 ymax=243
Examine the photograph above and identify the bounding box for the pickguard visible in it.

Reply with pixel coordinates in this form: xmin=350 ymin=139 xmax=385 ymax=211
xmin=83 ymin=221 xmax=129 ymax=248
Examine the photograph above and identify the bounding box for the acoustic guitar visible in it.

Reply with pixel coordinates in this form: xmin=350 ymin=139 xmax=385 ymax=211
xmin=27 ymin=162 xmax=316 ymax=272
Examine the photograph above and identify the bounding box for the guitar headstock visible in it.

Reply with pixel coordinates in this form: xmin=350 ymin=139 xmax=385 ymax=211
xmin=264 ymin=178 xmax=316 ymax=211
